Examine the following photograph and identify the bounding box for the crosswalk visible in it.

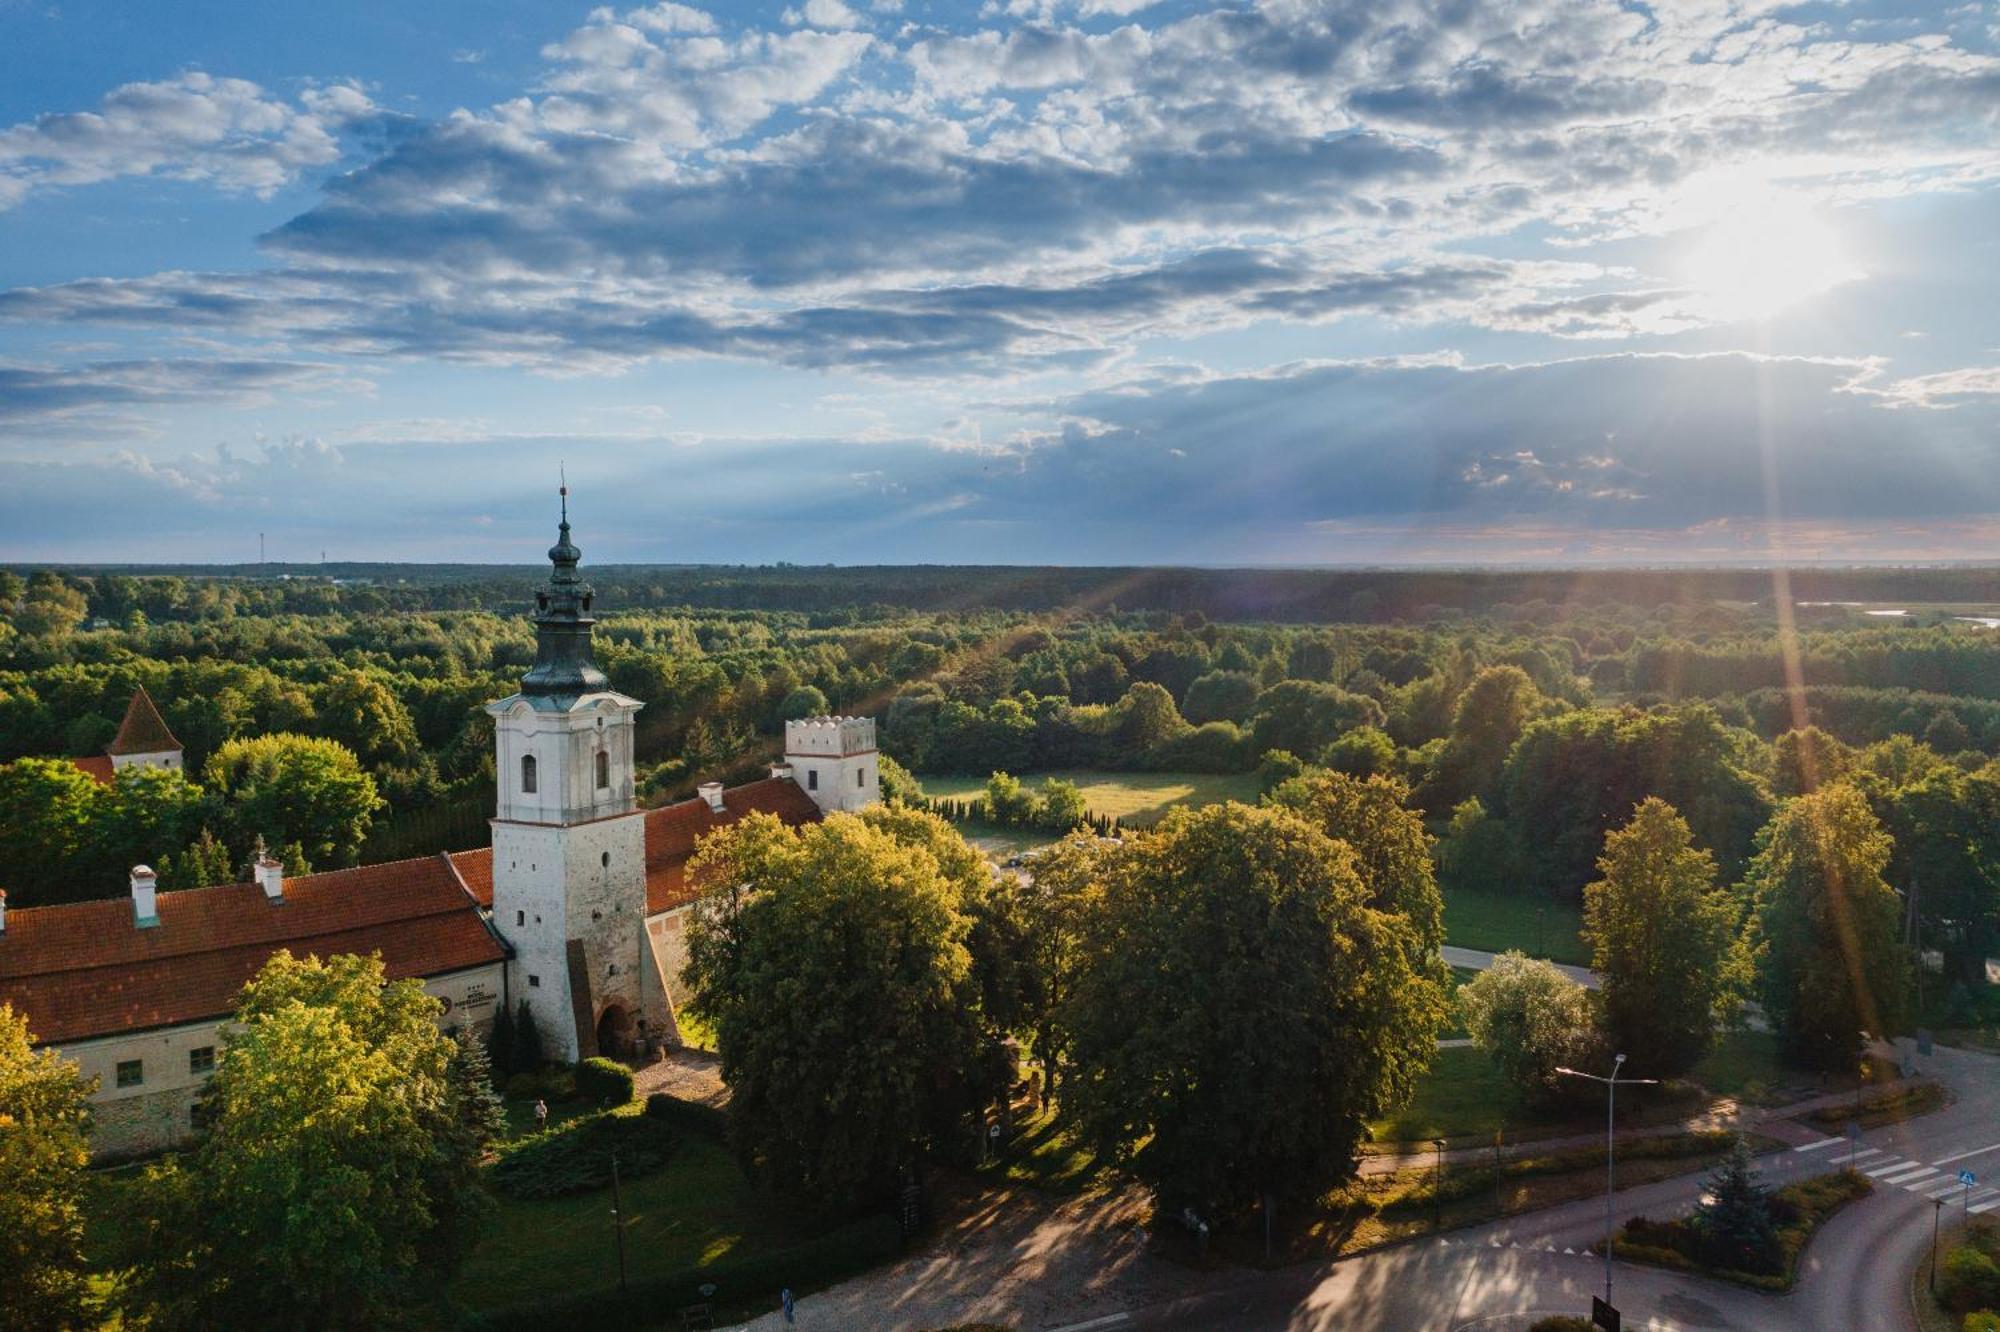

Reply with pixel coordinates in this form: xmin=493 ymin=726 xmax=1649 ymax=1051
xmin=1792 ymin=1136 xmax=2000 ymax=1213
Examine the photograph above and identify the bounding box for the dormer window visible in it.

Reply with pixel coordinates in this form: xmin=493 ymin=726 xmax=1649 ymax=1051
xmin=521 ymin=754 xmax=538 ymax=794
xmin=595 ymin=750 xmax=610 ymax=790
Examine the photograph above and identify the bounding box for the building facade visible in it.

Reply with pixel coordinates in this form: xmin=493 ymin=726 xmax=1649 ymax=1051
xmin=0 ymin=500 xmax=874 ymax=1155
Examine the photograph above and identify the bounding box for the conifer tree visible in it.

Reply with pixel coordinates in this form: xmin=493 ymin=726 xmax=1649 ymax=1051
xmin=511 ymin=999 xmax=544 ymax=1074
xmin=1692 ymin=1139 xmax=1778 ymax=1272
xmin=487 ymin=1001 xmax=517 ymax=1081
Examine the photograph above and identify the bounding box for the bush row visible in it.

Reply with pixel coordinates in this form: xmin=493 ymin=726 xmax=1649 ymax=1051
xmin=490 ymin=1111 xmax=678 ymax=1201
xmin=645 ymin=1090 xmax=729 ymax=1139
xmin=464 ymin=1213 xmax=903 ymax=1331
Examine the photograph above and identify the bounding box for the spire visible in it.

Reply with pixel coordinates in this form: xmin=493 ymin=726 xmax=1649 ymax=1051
xmin=520 ymin=483 xmax=609 ymax=698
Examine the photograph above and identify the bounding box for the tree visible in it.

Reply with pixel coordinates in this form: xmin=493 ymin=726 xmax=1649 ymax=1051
xmin=11 ymin=574 xmax=88 ymax=641
xmin=0 ymin=759 xmax=110 ymax=906
xmin=1183 ymin=670 xmax=1261 ymax=725
xmin=1769 ymin=726 xmax=1852 ymax=797
xmin=1112 ymin=681 xmax=1188 ymax=753
xmin=1013 ymin=831 xmax=1116 ymax=1107
xmin=875 ymin=753 xmax=923 ymax=803
xmin=1435 ymin=797 xmax=1521 ymax=900
xmin=683 ymin=813 xmax=988 ymax=1210
xmin=1324 ymin=725 xmax=1397 ymax=779
xmin=157 ymin=828 xmax=235 ymax=890
xmin=1428 ymin=665 xmax=1543 ymax=808
xmin=0 ymin=1003 xmax=95 ymax=1332
xmin=1034 ymin=777 xmax=1089 ymax=833
xmin=984 ymin=770 xmax=1037 ymax=826
xmin=778 ymin=685 xmax=830 ymax=721
xmin=203 ymin=734 xmax=382 ymax=869
xmin=1249 ymin=681 xmax=1384 ymax=762
xmin=1743 ymin=785 xmax=1909 ymax=1070
xmin=1583 ymin=799 xmax=1739 ymax=1077
xmin=113 ymin=953 xmax=498 ymax=1330
xmin=98 ymin=766 xmax=211 ymax=886
xmin=1061 ymin=803 xmax=1445 ymax=1222
xmin=314 ymin=671 xmax=418 ymax=768
xmin=1691 ymin=1139 xmax=1779 ymax=1273
xmin=487 ymin=997 xmax=518 ymax=1081
xmin=1264 ymin=769 xmax=1445 ymax=957
xmin=1458 ymin=953 xmax=1606 ymax=1107
xmin=510 ymin=999 xmax=544 ymax=1074
xmin=1874 ymin=765 xmax=2000 ymax=987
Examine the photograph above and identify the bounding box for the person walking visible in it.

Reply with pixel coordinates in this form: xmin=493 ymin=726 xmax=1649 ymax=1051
xmin=533 ymin=1098 xmax=548 ymax=1132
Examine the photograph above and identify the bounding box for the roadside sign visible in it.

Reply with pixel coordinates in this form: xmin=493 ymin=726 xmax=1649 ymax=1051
xmin=1592 ymin=1295 xmax=1621 ymax=1331
xmin=1962 ymin=1170 xmax=1978 ymax=1187
xmin=1846 ymin=1121 xmax=1861 ymax=1140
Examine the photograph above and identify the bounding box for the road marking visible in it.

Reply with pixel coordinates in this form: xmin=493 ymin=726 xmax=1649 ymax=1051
xmin=1563 ymin=1247 xmax=1575 ymax=1255
xmin=1964 ymin=1189 xmax=2000 ymax=1208
xmin=1878 ymin=1165 xmax=1940 ymax=1186
xmin=1933 ymin=1142 xmax=2000 ymax=1168
xmin=1973 ymin=1200 xmax=2000 ymax=1215
xmin=1847 ymin=1148 xmax=1887 ymax=1164
xmin=1792 ymin=1137 xmax=1842 ymax=1153
xmin=1918 ymin=1179 xmax=1969 ymax=1199
xmin=1047 ymin=1315 xmax=1130 ymax=1332
xmin=1863 ymin=1158 xmax=1916 ymax=1177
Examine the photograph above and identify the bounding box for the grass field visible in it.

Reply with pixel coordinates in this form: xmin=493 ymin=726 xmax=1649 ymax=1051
xmin=1439 ymin=888 xmax=1588 ymax=964
xmin=917 ymin=769 xmax=1261 ymax=826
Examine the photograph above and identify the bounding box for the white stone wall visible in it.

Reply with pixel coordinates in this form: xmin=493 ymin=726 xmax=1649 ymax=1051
xmin=492 ymin=812 xmax=649 ymax=1063
xmin=647 ymin=906 xmax=693 ymax=1004
xmin=51 ymin=961 xmax=503 ymax=1159
xmin=110 ymin=749 xmax=181 ymax=774
xmin=490 ymin=693 xmax=641 ymax=826
xmin=784 ymin=716 xmax=880 ymax=814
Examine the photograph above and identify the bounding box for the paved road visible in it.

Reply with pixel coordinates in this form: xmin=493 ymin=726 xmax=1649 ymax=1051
xmin=1442 ymin=945 xmax=1598 ymax=990
xmin=1057 ymin=1041 xmax=2000 ymax=1332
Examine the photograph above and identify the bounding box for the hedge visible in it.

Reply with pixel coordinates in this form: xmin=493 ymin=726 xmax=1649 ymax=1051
xmin=464 ymin=1213 xmax=903 ymax=1330
xmin=646 ymin=1090 xmax=728 ymax=1139
xmin=1615 ymin=1168 xmax=1872 ymax=1292
xmin=577 ymin=1056 xmax=636 ymax=1107
xmin=490 ymin=1112 xmax=677 ymax=1200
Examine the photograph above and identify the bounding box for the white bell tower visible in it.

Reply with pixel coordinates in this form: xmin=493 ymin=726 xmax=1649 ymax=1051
xmin=784 ymin=715 xmax=879 ymax=814
xmin=488 ymin=491 xmax=667 ymax=1064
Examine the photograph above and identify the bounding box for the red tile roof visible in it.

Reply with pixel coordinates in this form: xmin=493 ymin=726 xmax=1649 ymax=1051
xmin=0 ymin=854 xmax=505 ymax=1046
xmin=71 ymin=755 xmax=116 ymax=786
xmin=448 ymin=777 xmax=822 ymax=916
xmin=106 ymin=686 xmax=181 ymax=757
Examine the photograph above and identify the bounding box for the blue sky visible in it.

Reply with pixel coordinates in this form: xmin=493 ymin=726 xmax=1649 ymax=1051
xmin=1 ymin=0 xmax=1998 ymax=565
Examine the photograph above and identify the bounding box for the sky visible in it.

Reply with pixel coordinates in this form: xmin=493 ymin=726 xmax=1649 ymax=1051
xmin=1 ymin=0 xmax=1998 ymax=567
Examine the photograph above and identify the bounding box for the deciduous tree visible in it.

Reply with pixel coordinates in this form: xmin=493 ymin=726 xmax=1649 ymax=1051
xmin=1583 ymin=798 xmax=1739 ymax=1077
xmin=203 ymin=734 xmax=381 ymax=869
xmin=0 ymin=1003 xmax=95 ymax=1332
xmin=1061 ymin=803 xmax=1445 ymax=1222
xmin=1459 ymin=953 xmax=1606 ymax=1107
xmin=1744 ymin=785 xmax=1909 ymax=1070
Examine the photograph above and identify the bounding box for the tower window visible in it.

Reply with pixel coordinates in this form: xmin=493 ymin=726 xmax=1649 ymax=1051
xmin=807 ymin=769 xmax=818 ymax=791
xmin=516 ymin=910 xmax=525 ymax=926
xmin=528 ymin=975 xmax=540 ymax=988
xmin=857 ymin=767 xmax=866 ymax=788
xmin=521 ymin=754 xmax=538 ymax=794
xmin=596 ymin=750 xmax=610 ymax=789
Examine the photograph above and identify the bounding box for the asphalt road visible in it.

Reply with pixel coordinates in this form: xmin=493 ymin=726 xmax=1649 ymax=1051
xmin=1059 ymin=1041 xmax=2000 ymax=1332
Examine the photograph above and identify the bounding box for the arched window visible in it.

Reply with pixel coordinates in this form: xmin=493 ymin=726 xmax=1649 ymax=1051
xmin=596 ymin=750 xmax=610 ymax=790
xmin=521 ymin=754 xmax=538 ymax=794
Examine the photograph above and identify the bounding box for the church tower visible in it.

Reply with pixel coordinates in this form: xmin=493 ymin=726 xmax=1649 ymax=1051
xmin=487 ymin=494 xmax=662 ymax=1064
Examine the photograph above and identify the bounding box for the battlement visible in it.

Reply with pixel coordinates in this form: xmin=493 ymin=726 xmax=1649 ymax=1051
xmin=784 ymin=715 xmax=877 ymax=757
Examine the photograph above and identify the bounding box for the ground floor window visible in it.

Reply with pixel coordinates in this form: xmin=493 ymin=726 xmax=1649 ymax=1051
xmin=116 ymin=1059 xmax=144 ymax=1088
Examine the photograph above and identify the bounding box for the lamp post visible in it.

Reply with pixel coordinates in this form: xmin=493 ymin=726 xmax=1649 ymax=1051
xmin=1433 ymin=1138 xmax=1448 ymax=1231
xmin=1557 ymin=1053 xmax=1659 ymax=1306
xmin=1931 ymin=1197 xmax=1944 ymax=1293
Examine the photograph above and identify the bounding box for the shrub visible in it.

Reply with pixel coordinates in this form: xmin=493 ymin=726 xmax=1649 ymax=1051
xmin=645 ymin=1091 xmax=727 ymax=1139
xmin=576 ymin=1056 xmax=635 ymax=1106
xmin=503 ymin=1066 xmax=575 ymax=1102
xmin=1963 ymin=1313 xmax=2000 ymax=1332
xmin=490 ymin=1112 xmax=677 ymax=1200
xmin=1941 ymin=1247 xmax=2000 ymax=1315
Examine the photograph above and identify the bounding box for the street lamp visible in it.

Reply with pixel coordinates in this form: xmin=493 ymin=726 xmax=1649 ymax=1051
xmin=1931 ymin=1197 xmax=1945 ymax=1293
xmin=1556 ymin=1053 xmax=1659 ymax=1307
xmin=1433 ymin=1138 xmax=1448 ymax=1231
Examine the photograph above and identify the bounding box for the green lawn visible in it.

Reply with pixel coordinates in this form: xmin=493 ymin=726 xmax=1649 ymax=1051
xmin=1370 ymin=1045 xmax=1517 ymax=1147
xmin=1440 ymin=888 xmax=1587 ymax=965
xmin=454 ymin=1113 xmax=820 ymax=1312
xmin=917 ymin=769 xmax=1261 ymax=828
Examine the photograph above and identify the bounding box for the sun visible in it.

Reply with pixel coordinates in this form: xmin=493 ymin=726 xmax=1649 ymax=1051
xmin=1680 ymin=195 xmax=1859 ymax=322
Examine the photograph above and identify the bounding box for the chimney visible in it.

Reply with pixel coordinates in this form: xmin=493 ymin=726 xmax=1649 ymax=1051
xmin=255 ymin=846 xmax=286 ymax=902
xmin=697 ymin=781 xmax=726 ymax=814
xmin=131 ymin=865 xmax=159 ymax=928
xmin=769 ymin=762 xmax=794 ymax=781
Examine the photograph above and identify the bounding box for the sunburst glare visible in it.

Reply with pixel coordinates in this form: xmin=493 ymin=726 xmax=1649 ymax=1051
xmin=1680 ymin=194 xmax=1861 ymax=322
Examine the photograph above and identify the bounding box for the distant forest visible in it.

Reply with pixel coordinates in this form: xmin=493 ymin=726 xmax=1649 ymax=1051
xmin=2 ymin=562 xmax=1997 ymax=994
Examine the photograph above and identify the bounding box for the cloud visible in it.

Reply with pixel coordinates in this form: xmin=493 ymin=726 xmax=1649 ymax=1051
xmin=0 ymin=73 xmax=383 ymax=210
xmin=0 ymin=358 xmax=359 ymax=434
xmin=6 ymin=350 xmax=1999 ymax=563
